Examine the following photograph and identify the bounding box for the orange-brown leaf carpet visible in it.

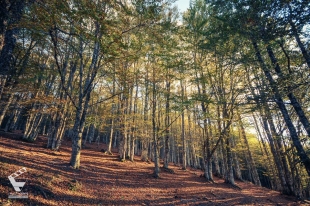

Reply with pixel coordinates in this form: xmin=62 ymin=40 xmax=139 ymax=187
xmin=0 ymin=131 xmax=306 ymax=205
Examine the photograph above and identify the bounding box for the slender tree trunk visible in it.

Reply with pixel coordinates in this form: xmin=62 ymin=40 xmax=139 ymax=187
xmin=152 ymin=78 xmax=160 ymax=178
xmin=54 ymin=111 xmax=67 ymax=150
xmin=252 ymin=39 xmax=310 ymax=176
xmin=70 ymin=107 xmax=83 ymax=168
xmin=0 ymin=93 xmax=14 ymax=127
xmin=181 ymin=79 xmax=186 ymax=170
xmin=237 ymin=112 xmax=261 ymax=186
xmin=108 ymin=117 xmax=114 ymax=154
xmin=164 ymin=78 xmax=170 ymax=169
xmin=232 ymin=136 xmax=242 ymax=181
xmin=199 ymin=77 xmax=213 ymax=180
xmin=288 ymin=16 xmax=310 ymax=69
xmin=141 ymin=67 xmax=149 ymax=162
xmin=83 ymin=126 xmax=90 ymax=145
xmin=220 ymin=138 xmax=227 ymax=178
xmin=266 ymin=45 xmax=310 ymax=138
xmin=262 ymin=111 xmax=292 ymax=194
xmin=107 ymin=70 xmax=116 ymax=154
xmin=204 ymin=120 xmax=213 ymax=181
xmin=188 ymin=111 xmax=197 ymax=168
xmin=266 ymin=108 xmax=294 ymax=195
xmin=251 ymin=66 xmax=289 ymax=192
xmin=253 ymin=114 xmax=278 ymax=190
xmin=23 ymin=98 xmax=44 ymax=142
xmin=0 ymin=76 xmax=7 ymax=99
xmin=118 ymin=95 xmax=128 ymax=161
xmin=47 ymin=112 xmax=57 ymax=148
xmin=126 ymin=87 xmax=133 ymax=159
xmin=213 ymin=149 xmax=221 ymax=176
xmin=130 ymin=83 xmax=138 ymax=162
xmin=88 ymin=123 xmax=95 ymax=143
xmin=225 ymin=132 xmax=235 ymax=185
xmin=4 ymin=105 xmax=16 ymax=132
xmin=243 ymin=149 xmax=253 ymax=182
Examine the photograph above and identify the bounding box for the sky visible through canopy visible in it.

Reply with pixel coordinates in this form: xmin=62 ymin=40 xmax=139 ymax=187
xmin=175 ymin=0 xmax=190 ymax=13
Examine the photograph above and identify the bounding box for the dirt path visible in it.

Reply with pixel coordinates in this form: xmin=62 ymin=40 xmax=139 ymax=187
xmin=0 ymin=132 xmax=307 ymax=205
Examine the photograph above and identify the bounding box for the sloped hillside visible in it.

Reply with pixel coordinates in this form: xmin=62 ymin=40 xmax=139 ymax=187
xmin=0 ymin=132 xmax=305 ymax=206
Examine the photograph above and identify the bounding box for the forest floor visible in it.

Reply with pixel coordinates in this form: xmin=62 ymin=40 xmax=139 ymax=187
xmin=0 ymin=131 xmax=308 ymax=206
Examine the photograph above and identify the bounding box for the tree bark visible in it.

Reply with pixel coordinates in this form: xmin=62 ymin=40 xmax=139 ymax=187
xmin=232 ymin=136 xmax=242 ymax=181
xmin=152 ymin=78 xmax=160 ymax=178
xmin=181 ymin=79 xmax=186 ymax=170
xmin=0 ymin=0 xmax=25 ymax=76
xmin=107 ymin=70 xmax=116 ymax=154
xmin=288 ymin=17 xmax=310 ymax=69
xmin=0 ymin=93 xmax=14 ymax=127
xmin=141 ymin=68 xmax=149 ymax=162
xmin=225 ymin=132 xmax=235 ymax=185
xmin=130 ymin=83 xmax=138 ymax=162
xmin=266 ymin=45 xmax=310 ymax=138
xmin=70 ymin=90 xmax=91 ymax=168
xmin=164 ymin=78 xmax=170 ymax=169
xmin=237 ymin=112 xmax=261 ymax=186
xmin=252 ymin=39 xmax=310 ymax=177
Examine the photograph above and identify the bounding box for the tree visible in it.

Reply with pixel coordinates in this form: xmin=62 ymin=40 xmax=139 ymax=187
xmin=0 ymin=0 xmax=27 ymax=76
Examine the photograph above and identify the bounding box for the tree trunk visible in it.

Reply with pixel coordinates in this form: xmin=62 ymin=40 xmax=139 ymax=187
xmin=252 ymin=39 xmax=310 ymax=177
xmin=288 ymin=18 xmax=310 ymax=69
xmin=0 ymin=0 xmax=25 ymax=76
xmin=0 ymin=93 xmax=14 ymax=127
xmin=141 ymin=70 xmax=149 ymax=162
xmin=262 ymin=112 xmax=292 ymax=194
xmin=213 ymin=150 xmax=221 ymax=176
xmin=0 ymin=76 xmax=7 ymax=99
xmin=164 ymin=79 xmax=170 ymax=169
xmin=107 ymin=117 xmax=114 ymax=154
xmin=4 ymin=105 xmax=15 ymax=132
xmin=181 ymin=79 xmax=186 ymax=170
xmin=225 ymin=134 xmax=235 ymax=185
xmin=237 ymin=112 xmax=261 ymax=186
xmin=220 ymin=138 xmax=227 ymax=178
xmin=88 ymin=123 xmax=95 ymax=143
xmin=54 ymin=113 xmax=67 ymax=150
xmin=253 ymin=114 xmax=278 ymax=190
xmin=107 ymin=70 xmax=116 ymax=154
xmin=232 ymin=136 xmax=242 ymax=181
xmin=141 ymin=139 xmax=149 ymax=162
xmin=130 ymin=136 xmax=135 ymax=162
xmin=130 ymin=83 xmax=138 ymax=162
xmin=152 ymin=79 xmax=160 ymax=177
xmin=23 ymin=97 xmax=44 ymax=142
xmin=70 ymin=109 xmax=83 ymax=169
xmin=204 ymin=121 xmax=213 ymax=181
xmin=70 ymin=90 xmax=91 ymax=168
xmin=119 ymin=93 xmax=128 ymax=161
xmin=266 ymin=45 xmax=310 ymax=138
xmin=83 ymin=126 xmax=90 ymax=145
xmin=266 ymin=109 xmax=294 ymax=195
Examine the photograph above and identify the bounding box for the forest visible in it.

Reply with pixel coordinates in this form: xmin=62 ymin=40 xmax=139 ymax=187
xmin=0 ymin=0 xmax=310 ymax=204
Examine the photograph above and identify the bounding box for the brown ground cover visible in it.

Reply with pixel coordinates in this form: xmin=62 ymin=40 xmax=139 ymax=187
xmin=0 ymin=131 xmax=307 ymax=206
